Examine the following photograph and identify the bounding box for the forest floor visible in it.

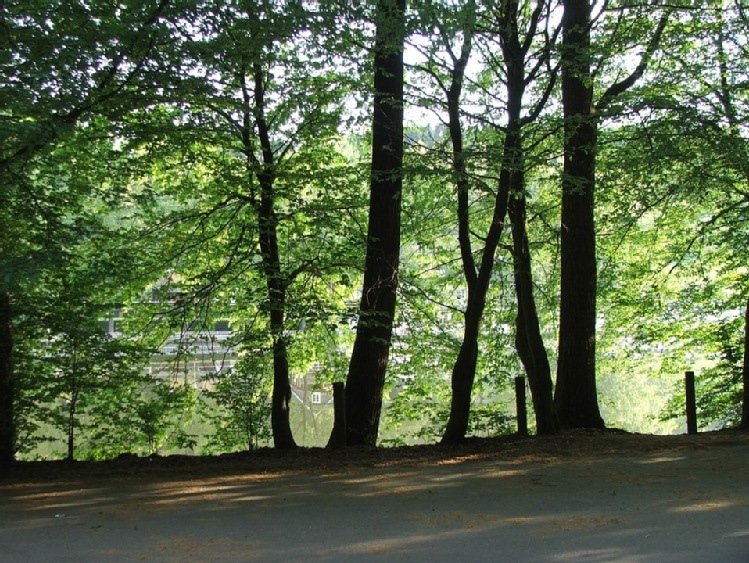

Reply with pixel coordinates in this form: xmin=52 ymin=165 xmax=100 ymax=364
xmin=3 ymin=427 xmax=748 ymax=482
xmin=2 ymin=429 xmax=749 ymax=562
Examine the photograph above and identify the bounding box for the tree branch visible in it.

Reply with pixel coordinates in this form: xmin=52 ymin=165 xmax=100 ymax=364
xmin=596 ymin=10 xmax=671 ymax=111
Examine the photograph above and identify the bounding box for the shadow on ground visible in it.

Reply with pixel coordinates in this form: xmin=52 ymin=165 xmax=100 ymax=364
xmin=2 ymin=432 xmax=749 ymax=562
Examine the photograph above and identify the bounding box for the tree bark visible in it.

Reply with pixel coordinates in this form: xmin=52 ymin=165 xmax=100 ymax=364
xmin=555 ymin=0 xmax=605 ymax=429
xmin=67 ymin=396 xmax=76 ymax=462
xmin=0 ymin=291 xmax=15 ymax=463
xmin=441 ymin=2 xmax=517 ymax=443
xmin=509 ymin=181 xmax=560 ymax=435
xmin=501 ymin=1 xmax=560 ymax=436
xmin=249 ymin=66 xmax=296 ymax=449
xmin=333 ymin=0 xmax=406 ymax=447
xmin=442 ymin=164 xmax=510 ymax=443
xmin=441 ymin=3 xmax=484 ymax=444
xmin=741 ymin=295 xmax=749 ymax=429
xmin=442 ymin=0 xmax=560 ymax=441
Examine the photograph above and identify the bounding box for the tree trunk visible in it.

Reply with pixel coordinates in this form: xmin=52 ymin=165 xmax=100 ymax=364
xmin=268 ymin=296 xmax=296 ymax=449
xmin=498 ymin=4 xmax=560 ymax=436
xmin=251 ymin=66 xmax=296 ymax=449
xmin=333 ymin=0 xmax=406 ymax=447
xmin=509 ymin=192 xmax=560 ymax=435
xmin=442 ymin=168 xmax=510 ymax=443
xmin=741 ymin=295 xmax=749 ymax=429
xmin=258 ymin=178 xmax=296 ymax=450
xmin=67 ymin=398 xmax=76 ymax=462
xmin=0 ymin=291 xmax=15 ymax=463
xmin=442 ymin=309 xmax=483 ymax=444
xmin=440 ymin=4 xmax=514 ymax=444
xmin=555 ymin=0 xmax=604 ymax=429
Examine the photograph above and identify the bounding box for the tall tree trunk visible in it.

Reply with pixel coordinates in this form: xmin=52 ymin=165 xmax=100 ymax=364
xmin=440 ymin=2 xmax=515 ymax=443
xmin=441 ymin=2 xmax=481 ymax=445
xmin=741 ymin=295 xmax=749 ymax=429
xmin=554 ymin=2 xmax=667 ymax=428
xmin=509 ymin=183 xmax=560 ymax=435
xmin=441 ymin=161 xmax=510 ymax=443
xmin=251 ymin=66 xmax=296 ymax=449
xmin=333 ymin=0 xmax=406 ymax=447
xmin=266 ymin=281 xmax=295 ymax=450
xmin=0 ymin=291 xmax=15 ymax=463
xmin=715 ymin=9 xmax=749 ymax=430
xmin=67 ymin=398 xmax=76 ymax=462
xmin=442 ymin=0 xmax=560 ymax=441
xmin=554 ymin=0 xmax=605 ymax=429
xmin=501 ymin=2 xmax=560 ymax=436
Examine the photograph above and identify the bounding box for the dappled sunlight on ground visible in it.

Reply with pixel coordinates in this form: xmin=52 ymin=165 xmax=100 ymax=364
xmin=635 ymin=455 xmax=687 ymax=464
xmin=671 ymin=500 xmax=737 ymax=512
xmin=2 ymin=432 xmax=749 ymax=562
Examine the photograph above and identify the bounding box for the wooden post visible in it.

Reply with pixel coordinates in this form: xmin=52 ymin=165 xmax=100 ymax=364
xmin=332 ymin=382 xmax=346 ymax=448
xmin=685 ymin=370 xmax=697 ymax=435
xmin=515 ymin=376 xmax=528 ymax=436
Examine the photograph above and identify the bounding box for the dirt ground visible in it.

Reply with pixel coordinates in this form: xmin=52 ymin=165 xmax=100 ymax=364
xmin=3 ymin=428 xmax=749 ymax=484
xmin=3 ymin=430 xmax=749 ymax=562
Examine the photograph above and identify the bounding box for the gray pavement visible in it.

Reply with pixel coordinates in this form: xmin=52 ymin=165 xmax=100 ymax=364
xmin=2 ymin=444 xmax=749 ymax=562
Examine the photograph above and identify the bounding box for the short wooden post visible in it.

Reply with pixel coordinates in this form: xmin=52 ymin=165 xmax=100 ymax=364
xmin=332 ymin=382 xmax=347 ymax=448
xmin=515 ymin=376 xmax=528 ymax=436
xmin=685 ymin=370 xmax=697 ymax=435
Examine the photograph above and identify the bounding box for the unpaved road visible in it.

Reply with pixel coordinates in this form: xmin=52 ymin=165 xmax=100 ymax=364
xmin=2 ymin=434 xmax=749 ymax=562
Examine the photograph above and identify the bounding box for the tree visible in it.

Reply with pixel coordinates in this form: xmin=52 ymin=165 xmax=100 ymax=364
xmin=333 ymin=0 xmax=407 ymax=446
xmin=203 ymin=357 xmax=272 ymax=452
xmin=408 ymin=0 xmax=560 ymax=442
xmin=8 ymin=0 xmax=747 ymax=457
xmin=555 ymin=0 xmax=668 ymax=428
xmin=496 ymin=0 xmax=560 ymax=435
xmin=143 ymin=1 xmax=361 ymax=449
xmin=555 ymin=0 xmax=603 ymax=429
xmin=606 ymin=2 xmax=749 ymax=430
xmin=435 ymin=0 xmax=510 ymax=444
xmin=15 ymin=264 xmax=150 ymax=461
xmin=0 ymin=0 xmax=174 ymax=462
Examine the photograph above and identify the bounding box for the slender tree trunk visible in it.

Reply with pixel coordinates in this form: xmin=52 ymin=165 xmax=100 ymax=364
xmin=258 ymin=171 xmax=296 ymax=448
xmin=499 ymin=3 xmax=560 ymax=436
xmin=441 ymin=171 xmax=510 ymax=443
xmin=332 ymin=0 xmax=406 ymax=447
xmin=441 ymin=3 xmax=515 ymax=443
xmin=441 ymin=5 xmax=482 ymax=444
xmin=554 ymin=0 xmax=605 ymax=429
xmin=0 ymin=291 xmax=15 ymax=463
xmin=67 ymin=398 xmax=76 ymax=462
xmin=506 ymin=146 xmax=560 ymax=434
xmin=741 ymin=295 xmax=749 ymax=429
xmin=509 ymin=192 xmax=560 ymax=435
xmin=67 ymin=347 xmax=81 ymax=462
xmin=443 ymin=308 xmax=484 ymax=443
xmin=249 ymin=66 xmax=296 ymax=449
xmin=255 ymin=210 xmax=296 ymax=450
